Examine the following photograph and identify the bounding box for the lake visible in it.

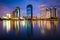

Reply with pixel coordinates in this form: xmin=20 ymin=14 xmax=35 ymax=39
xmin=0 ymin=20 xmax=60 ymax=40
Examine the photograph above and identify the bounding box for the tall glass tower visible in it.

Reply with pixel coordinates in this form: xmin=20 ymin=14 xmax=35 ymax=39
xmin=27 ymin=4 xmax=33 ymax=18
xmin=26 ymin=4 xmax=33 ymax=36
xmin=50 ymin=7 xmax=57 ymax=18
xmin=15 ymin=7 xmax=20 ymax=18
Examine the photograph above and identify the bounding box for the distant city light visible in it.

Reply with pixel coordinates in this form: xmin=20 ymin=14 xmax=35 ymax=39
xmin=2 ymin=13 xmax=11 ymax=19
xmin=2 ymin=16 xmax=8 ymax=19
xmin=6 ymin=13 xmax=11 ymax=18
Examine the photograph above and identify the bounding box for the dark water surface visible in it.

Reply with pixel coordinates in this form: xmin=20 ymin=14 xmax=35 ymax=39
xmin=0 ymin=20 xmax=60 ymax=40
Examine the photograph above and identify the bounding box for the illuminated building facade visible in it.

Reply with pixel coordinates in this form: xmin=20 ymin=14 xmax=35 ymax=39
xmin=46 ymin=8 xmax=51 ymax=18
xmin=40 ymin=5 xmax=47 ymax=18
xmin=50 ymin=7 xmax=57 ymax=18
xmin=15 ymin=7 xmax=20 ymax=18
xmin=27 ymin=4 xmax=33 ymax=18
xmin=40 ymin=5 xmax=57 ymax=19
xmin=53 ymin=7 xmax=57 ymax=18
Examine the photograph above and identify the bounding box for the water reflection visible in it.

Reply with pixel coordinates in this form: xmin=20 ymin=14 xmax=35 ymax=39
xmin=3 ymin=20 xmax=59 ymax=37
xmin=40 ymin=20 xmax=58 ymax=35
xmin=26 ymin=20 xmax=33 ymax=36
xmin=3 ymin=20 xmax=11 ymax=32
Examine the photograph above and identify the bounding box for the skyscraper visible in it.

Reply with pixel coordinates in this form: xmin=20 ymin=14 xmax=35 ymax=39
xmin=40 ymin=5 xmax=47 ymax=18
xmin=27 ymin=4 xmax=33 ymax=18
xmin=46 ymin=8 xmax=51 ymax=18
xmin=15 ymin=7 xmax=20 ymax=18
xmin=53 ymin=7 xmax=57 ymax=18
xmin=50 ymin=7 xmax=53 ymax=18
xmin=26 ymin=4 xmax=33 ymax=36
xmin=50 ymin=7 xmax=57 ymax=18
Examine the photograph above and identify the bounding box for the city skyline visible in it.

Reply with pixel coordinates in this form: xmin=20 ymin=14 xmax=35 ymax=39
xmin=0 ymin=0 xmax=60 ymax=40
xmin=2 ymin=5 xmax=57 ymax=19
xmin=0 ymin=0 xmax=60 ymax=17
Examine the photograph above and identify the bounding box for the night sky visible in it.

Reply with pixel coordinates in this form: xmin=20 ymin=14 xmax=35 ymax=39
xmin=0 ymin=0 xmax=60 ymax=17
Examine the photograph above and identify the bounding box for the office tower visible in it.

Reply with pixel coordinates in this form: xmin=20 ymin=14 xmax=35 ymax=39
xmin=46 ymin=8 xmax=51 ymax=18
xmin=50 ymin=7 xmax=57 ymax=18
xmin=53 ymin=7 xmax=57 ymax=18
xmin=27 ymin=4 xmax=33 ymax=18
xmin=40 ymin=5 xmax=47 ymax=18
xmin=26 ymin=4 xmax=33 ymax=36
xmin=15 ymin=7 xmax=20 ymax=18
xmin=50 ymin=8 xmax=52 ymax=18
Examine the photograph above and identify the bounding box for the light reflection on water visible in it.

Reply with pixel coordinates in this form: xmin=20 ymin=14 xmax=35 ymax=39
xmin=2 ymin=20 xmax=59 ymax=37
xmin=3 ymin=20 xmax=11 ymax=32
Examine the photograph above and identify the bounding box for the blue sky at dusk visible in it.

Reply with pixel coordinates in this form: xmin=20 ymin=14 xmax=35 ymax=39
xmin=0 ymin=0 xmax=60 ymax=17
